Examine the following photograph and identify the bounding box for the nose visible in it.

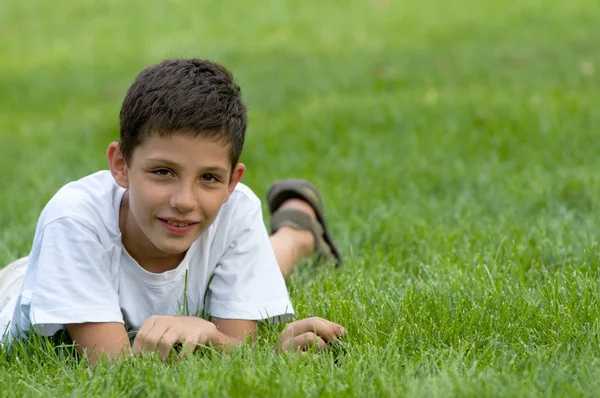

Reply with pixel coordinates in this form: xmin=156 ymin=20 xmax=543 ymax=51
xmin=170 ymin=182 xmax=197 ymax=213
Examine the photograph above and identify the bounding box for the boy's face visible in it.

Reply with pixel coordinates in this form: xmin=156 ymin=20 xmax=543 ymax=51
xmin=108 ymin=133 xmax=245 ymax=262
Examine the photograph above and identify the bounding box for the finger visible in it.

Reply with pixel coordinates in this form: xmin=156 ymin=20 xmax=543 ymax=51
xmin=141 ymin=325 xmax=170 ymax=354
xmin=177 ymin=336 xmax=200 ymax=361
xmin=286 ymin=332 xmax=327 ymax=352
xmin=132 ymin=316 xmax=158 ymax=356
xmin=135 ymin=318 xmax=172 ymax=356
xmin=158 ymin=328 xmax=182 ymax=360
xmin=281 ymin=317 xmax=344 ymax=343
xmin=281 ymin=317 xmax=343 ymax=341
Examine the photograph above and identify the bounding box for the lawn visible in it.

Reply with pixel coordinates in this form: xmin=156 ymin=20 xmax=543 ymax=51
xmin=1 ymin=0 xmax=600 ymax=396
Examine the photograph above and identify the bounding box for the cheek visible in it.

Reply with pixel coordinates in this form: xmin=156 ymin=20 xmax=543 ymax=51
xmin=127 ymin=193 xmax=147 ymax=226
xmin=129 ymin=184 xmax=165 ymax=217
xmin=203 ymin=192 xmax=228 ymax=217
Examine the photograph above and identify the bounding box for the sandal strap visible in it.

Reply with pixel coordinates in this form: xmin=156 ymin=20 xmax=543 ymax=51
xmin=267 ymin=179 xmax=343 ymax=266
xmin=271 ymin=208 xmax=334 ymax=262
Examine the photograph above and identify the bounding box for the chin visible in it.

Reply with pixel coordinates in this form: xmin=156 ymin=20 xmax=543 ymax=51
xmin=154 ymin=240 xmax=194 ymax=255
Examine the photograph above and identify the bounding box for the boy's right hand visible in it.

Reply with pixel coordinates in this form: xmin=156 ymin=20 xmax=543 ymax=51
xmin=278 ymin=317 xmax=345 ymax=353
xmin=132 ymin=315 xmax=218 ymax=360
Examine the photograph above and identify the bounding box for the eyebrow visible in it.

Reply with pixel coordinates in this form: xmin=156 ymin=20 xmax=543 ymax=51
xmin=145 ymin=158 xmax=229 ymax=174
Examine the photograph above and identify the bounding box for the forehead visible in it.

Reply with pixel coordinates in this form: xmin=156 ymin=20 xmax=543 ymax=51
xmin=131 ymin=132 xmax=232 ymax=166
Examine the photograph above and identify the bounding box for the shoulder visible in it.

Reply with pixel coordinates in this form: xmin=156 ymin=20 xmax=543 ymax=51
xmin=228 ymin=182 xmax=261 ymax=209
xmin=37 ymin=171 xmax=123 ymax=236
xmin=207 ymin=182 xmax=264 ymax=242
xmin=217 ymin=182 xmax=263 ymax=225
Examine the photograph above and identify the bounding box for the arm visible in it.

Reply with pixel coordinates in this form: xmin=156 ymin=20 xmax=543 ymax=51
xmin=22 ymin=219 xmax=125 ymax=354
xmin=207 ymin=202 xmax=294 ymax=326
xmin=129 ymin=315 xmax=256 ymax=360
xmin=67 ymin=317 xmax=257 ymax=363
xmin=211 ymin=317 xmax=257 ymax=349
xmin=66 ymin=322 xmax=131 ymax=363
xmin=68 ymin=316 xmax=342 ymax=362
xmin=212 ymin=317 xmax=347 ymax=354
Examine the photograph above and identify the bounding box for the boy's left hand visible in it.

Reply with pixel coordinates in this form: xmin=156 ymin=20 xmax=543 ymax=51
xmin=132 ymin=315 xmax=218 ymax=359
xmin=278 ymin=317 xmax=345 ymax=353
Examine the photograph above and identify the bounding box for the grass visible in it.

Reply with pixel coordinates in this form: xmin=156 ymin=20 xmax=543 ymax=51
xmin=1 ymin=0 xmax=600 ymax=396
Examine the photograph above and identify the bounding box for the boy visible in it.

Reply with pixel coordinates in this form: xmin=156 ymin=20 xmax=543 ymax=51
xmin=0 ymin=59 xmax=344 ymax=362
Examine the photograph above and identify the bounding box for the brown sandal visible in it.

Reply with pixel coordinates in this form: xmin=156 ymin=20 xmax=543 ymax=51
xmin=267 ymin=179 xmax=342 ymax=266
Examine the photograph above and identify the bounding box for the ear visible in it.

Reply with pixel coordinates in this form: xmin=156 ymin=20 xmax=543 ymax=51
xmin=107 ymin=142 xmax=130 ymax=189
xmin=224 ymin=163 xmax=246 ymax=203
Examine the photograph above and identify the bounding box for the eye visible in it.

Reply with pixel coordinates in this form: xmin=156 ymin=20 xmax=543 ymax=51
xmin=152 ymin=168 xmax=173 ymax=177
xmin=200 ymin=174 xmax=219 ymax=183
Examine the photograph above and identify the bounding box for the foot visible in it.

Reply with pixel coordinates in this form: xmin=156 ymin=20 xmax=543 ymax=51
xmin=267 ymin=179 xmax=343 ymax=266
xmin=277 ymin=199 xmax=316 ymax=254
xmin=280 ymin=198 xmax=317 ymax=219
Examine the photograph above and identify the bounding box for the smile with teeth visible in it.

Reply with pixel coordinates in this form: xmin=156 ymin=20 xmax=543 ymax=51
xmin=166 ymin=220 xmax=191 ymax=227
xmin=160 ymin=218 xmax=197 ymax=228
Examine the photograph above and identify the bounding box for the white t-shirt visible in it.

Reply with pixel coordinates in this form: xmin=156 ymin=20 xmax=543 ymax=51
xmin=0 ymin=171 xmax=293 ymax=343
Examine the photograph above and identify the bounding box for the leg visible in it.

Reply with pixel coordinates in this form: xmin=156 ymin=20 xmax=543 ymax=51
xmin=266 ymin=179 xmax=342 ymax=277
xmin=269 ymin=199 xmax=317 ymax=278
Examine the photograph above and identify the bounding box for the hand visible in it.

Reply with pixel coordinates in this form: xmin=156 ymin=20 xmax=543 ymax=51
xmin=132 ymin=315 xmax=218 ymax=360
xmin=278 ymin=317 xmax=345 ymax=353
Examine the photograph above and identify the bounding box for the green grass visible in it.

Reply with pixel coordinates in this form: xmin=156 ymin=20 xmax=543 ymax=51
xmin=1 ymin=0 xmax=600 ymax=396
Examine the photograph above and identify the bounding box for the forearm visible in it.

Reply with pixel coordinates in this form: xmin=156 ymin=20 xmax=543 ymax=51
xmin=67 ymin=322 xmax=131 ymax=363
xmin=210 ymin=317 xmax=257 ymax=351
xmin=68 ymin=317 xmax=257 ymax=362
xmin=211 ymin=329 xmax=246 ymax=352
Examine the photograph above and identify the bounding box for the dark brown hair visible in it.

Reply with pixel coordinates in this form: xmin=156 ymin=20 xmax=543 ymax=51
xmin=119 ymin=59 xmax=247 ymax=169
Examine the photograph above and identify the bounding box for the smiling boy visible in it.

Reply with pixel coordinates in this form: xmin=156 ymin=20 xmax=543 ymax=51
xmin=0 ymin=59 xmax=344 ymax=361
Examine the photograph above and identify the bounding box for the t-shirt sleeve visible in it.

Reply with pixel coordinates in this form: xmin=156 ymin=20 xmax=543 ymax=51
xmin=20 ymin=217 xmax=123 ymax=337
xmin=207 ymin=203 xmax=294 ymax=323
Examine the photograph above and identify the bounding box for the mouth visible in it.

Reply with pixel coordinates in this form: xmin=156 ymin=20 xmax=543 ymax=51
xmin=158 ymin=218 xmax=200 ymax=235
